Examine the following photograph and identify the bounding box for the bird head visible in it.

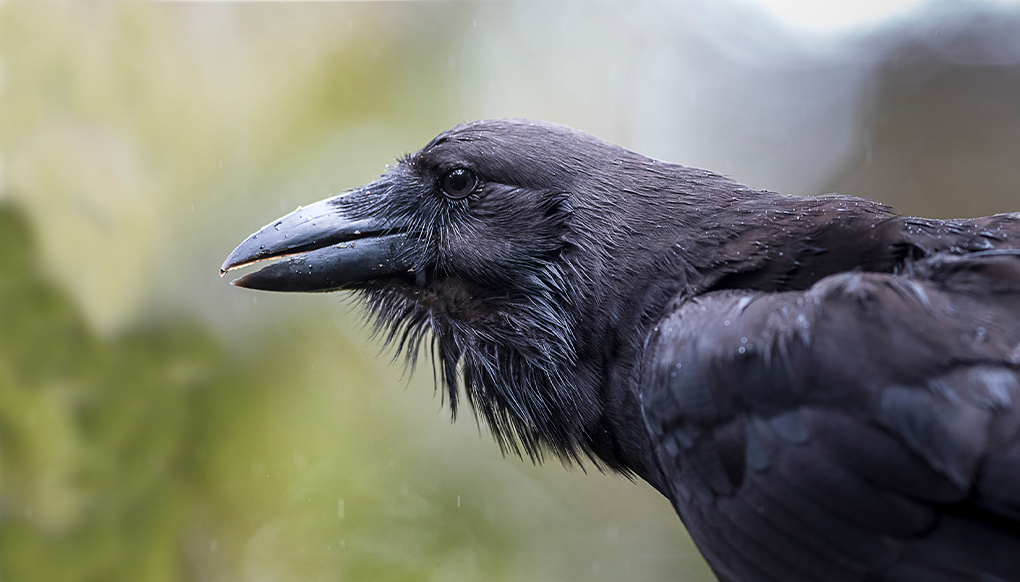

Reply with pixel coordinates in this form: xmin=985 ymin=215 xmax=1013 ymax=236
xmin=222 ymin=119 xmax=728 ymax=466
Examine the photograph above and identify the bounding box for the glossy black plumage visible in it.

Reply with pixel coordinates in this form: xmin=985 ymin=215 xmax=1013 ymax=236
xmin=223 ymin=119 xmax=1020 ymax=581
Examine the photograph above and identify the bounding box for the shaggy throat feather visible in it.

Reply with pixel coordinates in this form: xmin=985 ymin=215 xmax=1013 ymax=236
xmin=357 ymin=274 xmax=599 ymax=464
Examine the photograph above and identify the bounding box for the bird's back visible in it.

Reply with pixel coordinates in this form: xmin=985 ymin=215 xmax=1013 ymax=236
xmin=641 ymin=210 xmax=1020 ymax=581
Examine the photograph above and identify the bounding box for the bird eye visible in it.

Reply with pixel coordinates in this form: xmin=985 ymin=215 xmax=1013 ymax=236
xmin=440 ymin=168 xmax=477 ymax=199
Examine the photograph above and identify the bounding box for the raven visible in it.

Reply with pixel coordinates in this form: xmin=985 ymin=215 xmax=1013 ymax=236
xmin=222 ymin=119 xmax=1020 ymax=582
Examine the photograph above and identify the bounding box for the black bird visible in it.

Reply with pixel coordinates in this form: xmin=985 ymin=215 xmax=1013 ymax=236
xmin=222 ymin=119 xmax=1020 ymax=582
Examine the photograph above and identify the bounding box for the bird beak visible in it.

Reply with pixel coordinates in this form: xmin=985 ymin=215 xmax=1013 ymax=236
xmin=220 ymin=187 xmax=411 ymax=292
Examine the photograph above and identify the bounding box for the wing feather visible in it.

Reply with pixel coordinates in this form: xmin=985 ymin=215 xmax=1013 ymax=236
xmin=641 ymin=252 xmax=1020 ymax=581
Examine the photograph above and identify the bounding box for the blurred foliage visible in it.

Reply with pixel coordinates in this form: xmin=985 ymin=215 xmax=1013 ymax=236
xmin=0 ymin=0 xmax=466 ymax=333
xmin=0 ymin=204 xmax=212 ymax=581
xmin=0 ymin=204 xmax=700 ymax=581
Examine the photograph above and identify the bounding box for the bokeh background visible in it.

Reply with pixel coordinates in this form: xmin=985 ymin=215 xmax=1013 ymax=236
xmin=2 ymin=1 xmax=1020 ymax=581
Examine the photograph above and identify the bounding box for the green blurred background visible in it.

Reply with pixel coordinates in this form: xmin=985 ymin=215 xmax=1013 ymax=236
xmin=1 ymin=1 xmax=1019 ymax=581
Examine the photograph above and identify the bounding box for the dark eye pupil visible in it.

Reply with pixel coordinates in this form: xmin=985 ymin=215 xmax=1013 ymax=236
xmin=442 ymin=168 xmax=476 ymax=199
